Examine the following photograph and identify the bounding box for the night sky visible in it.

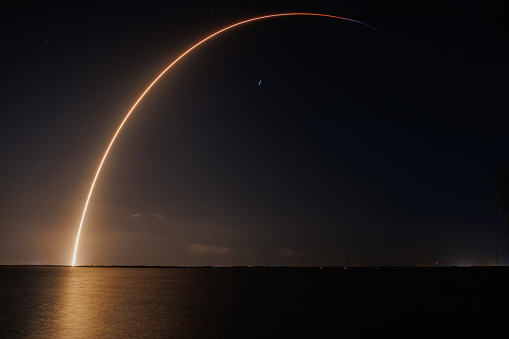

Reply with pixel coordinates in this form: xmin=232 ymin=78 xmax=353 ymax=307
xmin=2 ymin=1 xmax=509 ymax=267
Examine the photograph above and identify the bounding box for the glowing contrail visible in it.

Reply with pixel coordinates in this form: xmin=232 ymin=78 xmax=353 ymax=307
xmin=71 ymin=13 xmax=376 ymax=266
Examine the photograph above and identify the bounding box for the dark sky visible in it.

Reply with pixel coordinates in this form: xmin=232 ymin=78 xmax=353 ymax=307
xmin=1 ymin=0 xmax=509 ymax=266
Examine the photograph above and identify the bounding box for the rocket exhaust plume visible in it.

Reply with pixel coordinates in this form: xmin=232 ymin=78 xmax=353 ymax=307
xmin=71 ymin=13 xmax=376 ymax=266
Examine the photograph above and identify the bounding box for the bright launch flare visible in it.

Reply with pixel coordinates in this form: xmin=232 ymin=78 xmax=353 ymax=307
xmin=71 ymin=13 xmax=376 ymax=266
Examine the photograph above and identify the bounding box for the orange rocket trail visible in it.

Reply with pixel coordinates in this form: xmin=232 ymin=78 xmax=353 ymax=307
xmin=71 ymin=13 xmax=376 ymax=266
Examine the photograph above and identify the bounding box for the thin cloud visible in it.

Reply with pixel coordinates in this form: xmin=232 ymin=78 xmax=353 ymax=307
xmin=186 ymin=244 xmax=232 ymax=255
xmin=278 ymin=248 xmax=298 ymax=257
xmin=153 ymin=213 xmax=166 ymax=220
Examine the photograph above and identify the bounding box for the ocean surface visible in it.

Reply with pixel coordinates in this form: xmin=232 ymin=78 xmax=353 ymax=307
xmin=0 ymin=266 xmax=508 ymax=338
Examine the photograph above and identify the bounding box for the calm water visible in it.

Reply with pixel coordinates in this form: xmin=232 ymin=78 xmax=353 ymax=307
xmin=0 ymin=266 xmax=508 ymax=338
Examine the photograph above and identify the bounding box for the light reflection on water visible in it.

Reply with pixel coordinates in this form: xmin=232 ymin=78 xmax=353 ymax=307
xmin=55 ymin=268 xmax=171 ymax=337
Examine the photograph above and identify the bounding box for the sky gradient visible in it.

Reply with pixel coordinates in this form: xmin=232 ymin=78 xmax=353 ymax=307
xmin=1 ymin=0 xmax=509 ymax=266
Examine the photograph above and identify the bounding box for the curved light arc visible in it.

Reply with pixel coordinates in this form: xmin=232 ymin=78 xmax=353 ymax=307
xmin=71 ymin=13 xmax=376 ymax=266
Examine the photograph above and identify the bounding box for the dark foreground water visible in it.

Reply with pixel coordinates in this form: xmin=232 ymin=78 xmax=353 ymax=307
xmin=0 ymin=266 xmax=508 ymax=338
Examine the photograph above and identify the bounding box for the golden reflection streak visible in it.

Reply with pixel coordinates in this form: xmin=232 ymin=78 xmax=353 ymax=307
xmin=71 ymin=13 xmax=376 ymax=266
